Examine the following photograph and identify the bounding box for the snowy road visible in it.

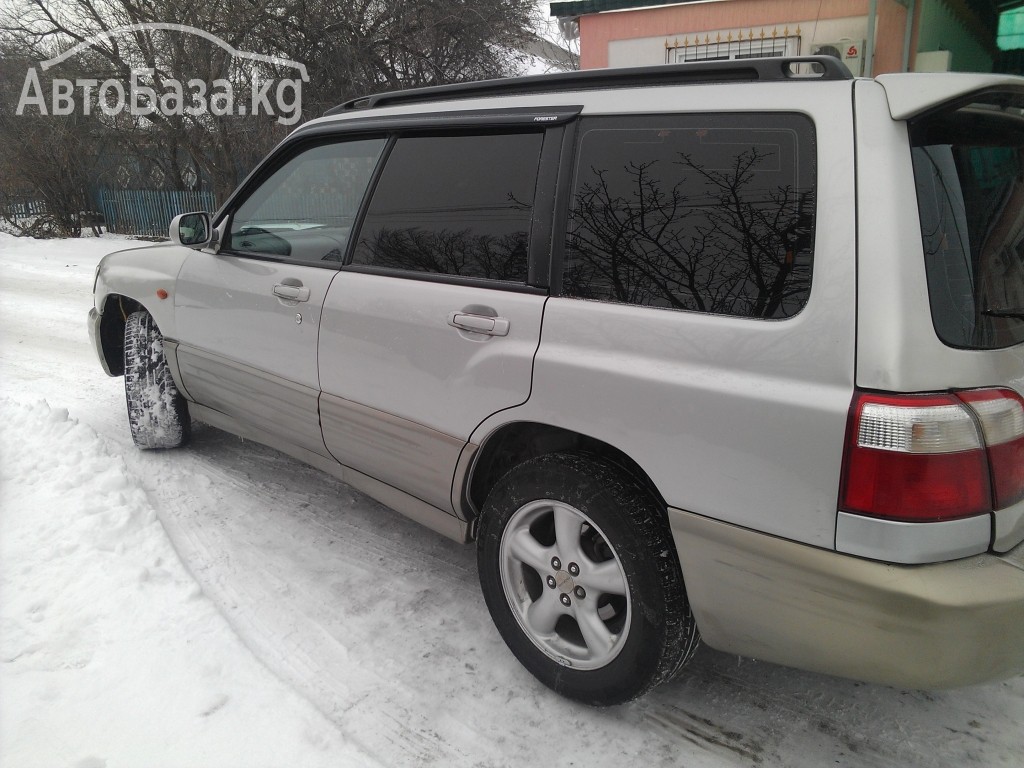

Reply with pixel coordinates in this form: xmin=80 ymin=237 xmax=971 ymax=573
xmin=2 ymin=232 xmax=1023 ymax=768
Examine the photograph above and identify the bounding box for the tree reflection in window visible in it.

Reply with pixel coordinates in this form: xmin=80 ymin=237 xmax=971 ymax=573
xmin=565 ymin=117 xmax=815 ymax=319
xmin=353 ymin=133 xmax=541 ymax=282
xmin=359 ymin=222 xmax=530 ymax=281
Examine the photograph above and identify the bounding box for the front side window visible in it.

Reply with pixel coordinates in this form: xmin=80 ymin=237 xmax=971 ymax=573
xmin=229 ymin=138 xmax=386 ymax=264
xmin=351 ymin=132 xmax=543 ymax=282
xmin=564 ymin=114 xmax=816 ymax=319
xmin=911 ymin=94 xmax=1024 ymax=350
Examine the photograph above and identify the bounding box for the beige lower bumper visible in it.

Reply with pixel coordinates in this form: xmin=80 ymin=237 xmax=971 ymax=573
xmin=669 ymin=508 xmax=1024 ymax=689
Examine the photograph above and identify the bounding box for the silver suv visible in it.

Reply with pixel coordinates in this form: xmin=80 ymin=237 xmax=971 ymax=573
xmin=89 ymin=57 xmax=1024 ymax=705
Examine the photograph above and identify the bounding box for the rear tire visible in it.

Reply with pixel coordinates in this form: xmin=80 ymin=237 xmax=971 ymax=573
xmin=477 ymin=453 xmax=699 ymax=705
xmin=124 ymin=310 xmax=190 ymax=449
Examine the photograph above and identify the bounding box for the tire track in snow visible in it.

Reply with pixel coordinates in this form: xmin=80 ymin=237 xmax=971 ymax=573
xmin=0 ymin=398 xmax=376 ymax=767
xmin=128 ymin=424 xmax=484 ymax=765
xmin=636 ymin=652 xmax=1019 ymax=767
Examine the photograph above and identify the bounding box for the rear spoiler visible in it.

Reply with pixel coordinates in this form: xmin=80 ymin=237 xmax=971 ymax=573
xmin=876 ymin=72 xmax=1024 ymax=120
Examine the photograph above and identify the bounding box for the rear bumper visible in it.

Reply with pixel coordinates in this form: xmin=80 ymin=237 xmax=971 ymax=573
xmin=669 ymin=508 xmax=1024 ymax=689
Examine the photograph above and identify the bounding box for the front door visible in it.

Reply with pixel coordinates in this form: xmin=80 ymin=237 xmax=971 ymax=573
xmin=174 ymin=137 xmax=388 ymax=458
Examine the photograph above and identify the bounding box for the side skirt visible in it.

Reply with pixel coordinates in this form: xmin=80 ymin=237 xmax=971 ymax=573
xmin=189 ymin=402 xmax=470 ymax=544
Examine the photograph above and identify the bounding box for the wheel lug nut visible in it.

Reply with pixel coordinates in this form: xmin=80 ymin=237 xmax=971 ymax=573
xmin=560 ymin=594 xmax=572 ymax=607
xmin=568 ymin=562 xmax=580 ymax=576
xmin=574 ymin=586 xmax=586 ymax=599
xmin=546 ymin=575 xmax=556 ymax=589
xmin=551 ymin=557 xmax=561 ymax=570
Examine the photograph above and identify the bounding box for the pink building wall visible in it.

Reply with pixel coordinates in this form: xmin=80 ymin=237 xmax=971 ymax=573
xmin=578 ymin=0 xmax=910 ymax=74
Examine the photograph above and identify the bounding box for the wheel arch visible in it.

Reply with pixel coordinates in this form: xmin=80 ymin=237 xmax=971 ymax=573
xmin=96 ymin=294 xmax=150 ymax=377
xmin=92 ymin=242 xmax=191 ymax=376
xmin=464 ymin=421 xmax=666 ymax=534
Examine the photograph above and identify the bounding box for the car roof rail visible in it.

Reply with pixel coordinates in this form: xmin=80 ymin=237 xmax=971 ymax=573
xmin=325 ymin=56 xmax=853 ymax=116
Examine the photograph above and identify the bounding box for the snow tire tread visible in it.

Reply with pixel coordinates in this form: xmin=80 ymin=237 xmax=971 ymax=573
xmin=124 ymin=310 xmax=190 ymax=450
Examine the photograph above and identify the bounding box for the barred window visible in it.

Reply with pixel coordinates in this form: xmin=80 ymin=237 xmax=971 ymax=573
xmin=667 ymin=32 xmax=800 ymax=63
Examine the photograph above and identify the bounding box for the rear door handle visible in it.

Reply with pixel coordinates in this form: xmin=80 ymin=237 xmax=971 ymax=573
xmin=273 ymin=283 xmax=310 ymax=302
xmin=447 ymin=312 xmax=510 ymax=337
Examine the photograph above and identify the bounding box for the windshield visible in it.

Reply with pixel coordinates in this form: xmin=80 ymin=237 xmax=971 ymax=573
xmin=910 ymin=93 xmax=1024 ymax=350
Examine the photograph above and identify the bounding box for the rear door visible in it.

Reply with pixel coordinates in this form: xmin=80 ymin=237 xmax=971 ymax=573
xmin=318 ymin=119 xmax=566 ymax=512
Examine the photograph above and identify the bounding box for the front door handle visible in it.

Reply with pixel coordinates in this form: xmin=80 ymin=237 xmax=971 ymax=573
xmin=447 ymin=312 xmax=510 ymax=337
xmin=273 ymin=282 xmax=310 ymax=302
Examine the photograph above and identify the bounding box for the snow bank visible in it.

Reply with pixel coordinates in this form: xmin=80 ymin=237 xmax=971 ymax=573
xmin=0 ymin=398 xmax=376 ymax=768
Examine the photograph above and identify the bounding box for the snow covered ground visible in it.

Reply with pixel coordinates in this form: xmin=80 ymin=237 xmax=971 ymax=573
xmin=1 ymin=231 xmax=1023 ymax=768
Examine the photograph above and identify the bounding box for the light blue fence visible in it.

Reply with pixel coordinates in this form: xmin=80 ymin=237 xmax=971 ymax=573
xmin=5 ymin=198 xmax=48 ymax=220
xmin=98 ymin=188 xmax=217 ymax=237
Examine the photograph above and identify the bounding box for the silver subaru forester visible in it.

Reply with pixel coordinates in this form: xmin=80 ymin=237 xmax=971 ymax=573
xmin=90 ymin=57 xmax=1024 ymax=705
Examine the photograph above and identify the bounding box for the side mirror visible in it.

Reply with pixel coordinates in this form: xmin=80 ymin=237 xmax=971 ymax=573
xmin=169 ymin=212 xmax=213 ymax=249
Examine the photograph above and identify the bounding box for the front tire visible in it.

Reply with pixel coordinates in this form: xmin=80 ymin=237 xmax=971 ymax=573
xmin=124 ymin=310 xmax=190 ymax=449
xmin=477 ymin=453 xmax=699 ymax=705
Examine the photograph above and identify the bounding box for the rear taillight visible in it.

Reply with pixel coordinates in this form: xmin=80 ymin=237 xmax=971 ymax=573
xmin=841 ymin=388 xmax=1024 ymax=523
xmin=957 ymin=389 xmax=1024 ymax=509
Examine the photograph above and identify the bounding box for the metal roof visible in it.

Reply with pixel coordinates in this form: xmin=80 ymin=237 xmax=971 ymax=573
xmin=550 ymin=0 xmax=697 ymax=16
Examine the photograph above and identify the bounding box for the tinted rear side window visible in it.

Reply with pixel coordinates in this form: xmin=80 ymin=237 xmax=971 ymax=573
xmin=563 ymin=114 xmax=816 ymax=319
xmin=351 ymin=132 xmax=543 ymax=282
xmin=911 ymin=95 xmax=1024 ymax=349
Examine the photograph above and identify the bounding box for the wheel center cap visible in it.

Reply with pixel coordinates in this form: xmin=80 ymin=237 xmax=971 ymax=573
xmin=554 ymin=570 xmax=575 ymax=594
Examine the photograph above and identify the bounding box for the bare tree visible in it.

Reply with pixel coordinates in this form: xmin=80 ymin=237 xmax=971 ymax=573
xmin=0 ymin=0 xmax=291 ymax=201
xmin=0 ymin=0 xmax=537 ymax=232
xmin=0 ymin=44 xmax=111 ymax=236
xmin=248 ymin=0 xmax=538 ymax=113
